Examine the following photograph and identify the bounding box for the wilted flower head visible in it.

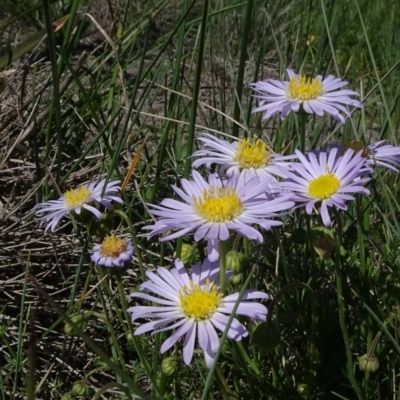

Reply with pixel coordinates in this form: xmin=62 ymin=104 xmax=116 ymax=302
xmin=143 ymin=170 xmax=294 ymax=261
xmin=128 ymin=258 xmax=269 ymax=368
xmin=250 ymin=69 xmax=362 ymax=123
xmin=192 ymin=133 xmax=293 ymax=184
xmin=36 ymin=179 xmax=123 ymax=232
xmin=280 ymin=148 xmax=372 ymax=227
xmin=91 ymin=234 xmax=134 ymax=267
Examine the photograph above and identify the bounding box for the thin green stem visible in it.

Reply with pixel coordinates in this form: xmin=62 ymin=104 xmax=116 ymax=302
xmin=355 ymin=197 xmax=366 ymax=275
xmin=77 ymin=264 xmax=93 ymax=314
xmin=184 ymin=0 xmax=209 ymax=177
xmin=232 ymin=0 xmax=254 ymax=138
xmin=115 ymin=271 xmax=134 ymax=338
xmin=97 ymin=268 xmax=129 ymax=335
xmin=299 ymin=111 xmax=307 ymax=153
xmin=333 ymin=209 xmax=363 ymax=400
xmin=219 ymin=241 xmax=228 ymax=294
xmin=267 ymin=282 xmax=317 ymax=364
xmin=84 ymin=311 xmax=127 ymax=371
xmin=114 ymin=209 xmax=146 ymax=281
xmin=235 ymin=341 xmax=260 ymax=375
xmin=273 ymin=230 xmax=292 ymax=283
xmin=201 ymin=266 xmax=257 ymax=400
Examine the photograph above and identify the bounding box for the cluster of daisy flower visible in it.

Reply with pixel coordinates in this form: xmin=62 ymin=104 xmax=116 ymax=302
xmin=35 ymin=68 xmax=400 ymax=369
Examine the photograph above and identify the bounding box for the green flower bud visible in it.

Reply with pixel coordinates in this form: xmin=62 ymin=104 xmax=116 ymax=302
xmin=297 ymin=383 xmax=310 ymax=397
xmin=229 ymin=272 xmax=243 ymax=286
xmin=252 ymin=320 xmax=281 ymax=354
xmin=64 ymin=314 xmax=88 ymax=336
xmin=61 ymin=393 xmax=75 ymax=400
xmin=161 ymin=356 xmax=180 ymax=376
xmin=226 ymin=250 xmax=250 ymax=273
xmin=71 ymin=381 xmax=89 ymax=396
xmin=358 ymin=354 xmax=379 ymax=372
xmin=310 ymin=226 xmax=335 ymax=259
xmin=175 ymin=244 xmax=197 ymax=266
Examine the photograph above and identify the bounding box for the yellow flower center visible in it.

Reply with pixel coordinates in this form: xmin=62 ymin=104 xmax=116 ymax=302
xmin=286 ymin=75 xmax=323 ymax=101
xmin=179 ymin=279 xmax=222 ymax=320
xmin=64 ymin=186 xmax=92 ymax=209
xmin=308 ymin=173 xmax=341 ymax=200
xmin=193 ymin=187 xmax=244 ymax=222
xmin=344 ymin=140 xmax=369 ymax=158
xmin=100 ymin=234 xmax=127 ymax=257
xmin=235 ymin=138 xmax=270 ymax=169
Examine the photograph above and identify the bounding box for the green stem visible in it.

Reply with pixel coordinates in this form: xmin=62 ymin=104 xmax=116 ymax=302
xmin=299 ymin=111 xmax=307 ymax=153
xmin=219 ymin=241 xmax=227 ymax=294
xmin=232 ymin=0 xmax=254 ymax=138
xmin=230 ymin=343 xmax=258 ymax=398
xmin=114 ymin=209 xmax=146 ymax=281
xmin=111 ymin=272 xmax=158 ymax=396
xmin=267 ymin=282 xmax=317 ymax=365
xmin=273 ymin=230 xmax=292 ymax=283
xmin=243 ymin=237 xmax=250 ymax=257
xmin=355 ymin=197 xmax=366 ymax=275
xmin=84 ymin=311 xmax=127 ymax=372
xmin=201 ymin=266 xmax=257 ymax=400
xmin=333 ymin=209 xmax=364 ymax=400
xmin=115 ymin=271 xmax=134 ymax=337
xmin=235 ymin=341 xmax=260 ymax=375
xmin=97 ymin=268 xmax=129 ymax=335
xmin=77 ymin=264 xmax=93 ymax=313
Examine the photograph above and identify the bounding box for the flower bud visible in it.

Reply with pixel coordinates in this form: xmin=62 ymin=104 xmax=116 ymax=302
xmin=64 ymin=314 xmax=88 ymax=336
xmin=161 ymin=356 xmax=180 ymax=376
xmin=61 ymin=393 xmax=75 ymax=400
xmin=226 ymin=250 xmax=250 ymax=273
xmin=358 ymin=354 xmax=379 ymax=372
xmin=229 ymin=273 xmax=243 ymax=286
xmin=175 ymin=244 xmax=197 ymax=266
xmin=310 ymin=226 xmax=335 ymax=259
xmin=297 ymin=383 xmax=310 ymax=397
xmin=71 ymin=381 xmax=89 ymax=396
xmin=252 ymin=320 xmax=281 ymax=354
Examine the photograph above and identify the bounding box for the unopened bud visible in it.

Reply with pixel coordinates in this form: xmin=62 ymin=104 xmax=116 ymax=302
xmin=64 ymin=314 xmax=87 ymax=336
xmin=226 ymin=250 xmax=250 ymax=273
xmin=175 ymin=244 xmax=197 ymax=266
xmin=310 ymin=226 xmax=335 ymax=259
xmin=71 ymin=381 xmax=89 ymax=396
xmin=161 ymin=356 xmax=180 ymax=376
xmin=229 ymin=273 xmax=243 ymax=286
xmin=61 ymin=393 xmax=75 ymax=400
xmin=297 ymin=383 xmax=310 ymax=397
xmin=252 ymin=320 xmax=281 ymax=354
xmin=358 ymin=354 xmax=379 ymax=372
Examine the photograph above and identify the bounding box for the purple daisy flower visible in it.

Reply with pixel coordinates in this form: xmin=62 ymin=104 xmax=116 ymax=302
xmin=128 ymin=258 xmax=269 ymax=368
xmin=348 ymin=140 xmax=400 ymax=172
xmin=250 ymin=69 xmax=362 ymax=123
xmin=319 ymin=140 xmax=400 ymax=173
xmin=36 ymin=179 xmax=123 ymax=232
xmin=192 ymin=132 xmax=293 ymax=185
xmin=143 ymin=170 xmax=295 ymax=261
xmin=280 ymin=148 xmax=372 ymax=227
xmin=91 ymin=234 xmax=134 ymax=267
